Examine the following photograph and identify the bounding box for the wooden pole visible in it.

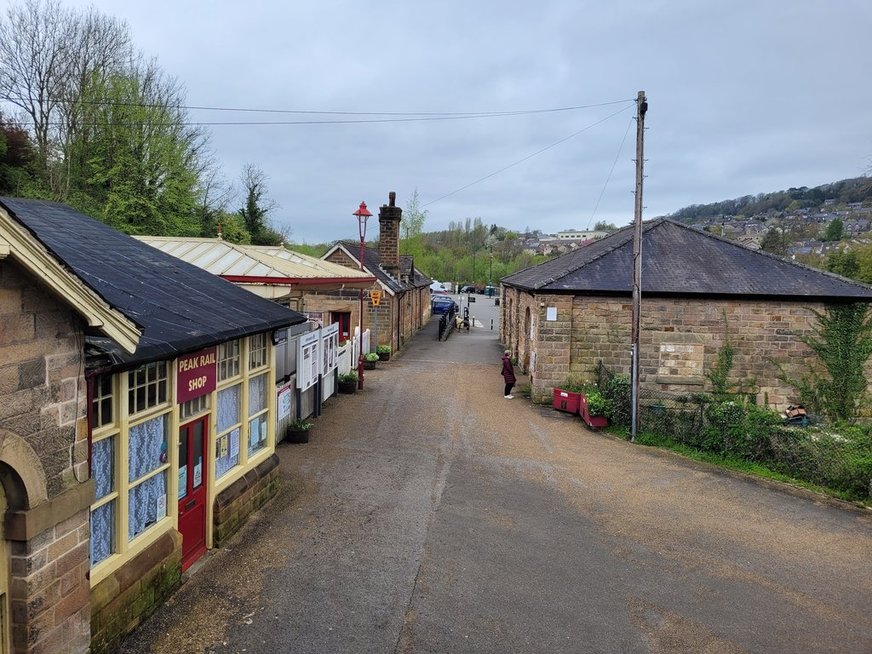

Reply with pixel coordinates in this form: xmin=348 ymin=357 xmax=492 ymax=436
xmin=630 ymin=90 xmax=647 ymax=441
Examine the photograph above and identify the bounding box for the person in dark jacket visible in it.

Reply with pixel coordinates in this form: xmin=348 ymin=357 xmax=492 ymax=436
xmin=501 ymin=350 xmax=516 ymax=398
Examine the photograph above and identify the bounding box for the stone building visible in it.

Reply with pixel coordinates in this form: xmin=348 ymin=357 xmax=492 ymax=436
xmin=500 ymin=218 xmax=872 ymax=406
xmin=320 ymin=193 xmax=431 ymax=353
xmin=0 ymin=198 xmax=305 ymax=653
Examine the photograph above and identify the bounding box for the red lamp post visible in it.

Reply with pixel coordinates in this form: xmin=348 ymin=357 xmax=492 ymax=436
xmin=353 ymin=201 xmax=372 ymax=388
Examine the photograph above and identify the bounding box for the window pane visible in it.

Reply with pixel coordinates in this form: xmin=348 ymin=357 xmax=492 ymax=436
xmin=128 ymin=471 xmax=167 ymax=541
xmin=90 ymin=500 xmax=115 ymax=566
xmin=100 ymin=397 xmax=112 ymax=426
xmin=217 ymin=384 xmax=241 ymax=433
xmin=216 ymin=428 xmax=240 ymax=478
xmin=248 ymin=374 xmax=266 ymax=417
xmin=192 ymin=422 xmax=204 ymax=490
xmin=128 ymin=414 xmax=168 ymax=482
xmin=248 ymin=414 xmax=268 ymax=456
xmin=178 ymin=430 xmax=189 ymax=500
xmin=92 ymin=437 xmax=114 ymax=500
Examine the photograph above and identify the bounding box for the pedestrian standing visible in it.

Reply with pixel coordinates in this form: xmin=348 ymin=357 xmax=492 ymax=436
xmin=501 ymin=350 xmax=516 ymax=398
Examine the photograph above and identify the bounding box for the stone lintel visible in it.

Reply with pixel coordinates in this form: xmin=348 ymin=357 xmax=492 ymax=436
xmin=5 ymin=480 xmax=95 ymax=542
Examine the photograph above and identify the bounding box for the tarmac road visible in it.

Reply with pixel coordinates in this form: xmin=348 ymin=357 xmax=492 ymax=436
xmin=124 ymin=295 xmax=872 ymax=653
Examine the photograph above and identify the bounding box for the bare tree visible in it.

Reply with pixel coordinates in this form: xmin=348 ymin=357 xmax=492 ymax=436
xmin=0 ymin=0 xmax=74 ymax=167
xmin=0 ymin=0 xmax=133 ymax=196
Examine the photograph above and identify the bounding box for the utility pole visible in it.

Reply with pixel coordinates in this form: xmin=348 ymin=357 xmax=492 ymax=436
xmin=630 ymin=90 xmax=647 ymax=441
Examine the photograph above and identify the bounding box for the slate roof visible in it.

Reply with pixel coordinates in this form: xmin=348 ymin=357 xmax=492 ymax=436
xmin=0 ymin=198 xmax=306 ymax=366
xmin=502 ymin=218 xmax=872 ymax=300
xmin=334 ymin=241 xmax=430 ymax=293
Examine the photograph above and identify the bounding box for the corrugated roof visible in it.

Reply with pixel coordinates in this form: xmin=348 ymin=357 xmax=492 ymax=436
xmin=0 ymin=198 xmax=306 ymax=367
xmin=135 ymin=237 xmax=373 ymax=282
xmin=502 ymin=218 xmax=872 ymax=300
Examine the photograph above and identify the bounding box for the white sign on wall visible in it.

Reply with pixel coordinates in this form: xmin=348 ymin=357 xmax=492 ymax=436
xmin=277 ymin=384 xmax=293 ymax=421
xmin=322 ymin=322 xmax=339 ymax=373
xmin=546 ymin=307 xmax=557 ymax=321
xmin=298 ymin=331 xmax=320 ymax=391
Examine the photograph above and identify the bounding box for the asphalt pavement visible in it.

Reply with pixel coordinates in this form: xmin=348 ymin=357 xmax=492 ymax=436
xmin=123 ymin=293 xmax=872 ymax=653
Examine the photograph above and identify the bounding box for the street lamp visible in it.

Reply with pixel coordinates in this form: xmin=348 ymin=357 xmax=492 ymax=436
xmin=353 ymin=201 xmax=372 ymax=345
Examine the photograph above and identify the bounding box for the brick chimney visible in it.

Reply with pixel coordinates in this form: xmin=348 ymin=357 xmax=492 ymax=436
xmin=378 ymin=191 xmax=402 ymax=277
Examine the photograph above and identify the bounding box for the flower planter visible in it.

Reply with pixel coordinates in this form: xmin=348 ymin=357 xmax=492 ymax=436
xmin=552 ymin=387 xmax=582 ymax=414
xmin=338 ymin=380 xmax=357 ymax=394
xmin=378 ymin=352 xmax=390 ymax=361
xmin=285 ymin=426 xmax=310 ymax=444
xmin=363 ymin=360 xmax=377 ymax=370
xmin=580 ymin=394 xmax=609 ymax=429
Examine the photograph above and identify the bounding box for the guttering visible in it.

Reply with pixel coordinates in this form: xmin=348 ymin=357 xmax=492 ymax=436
xmin=220 ymin=274 xmax=376 ymax=286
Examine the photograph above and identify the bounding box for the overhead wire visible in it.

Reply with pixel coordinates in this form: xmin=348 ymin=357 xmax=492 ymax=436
xmin=585 ymin=113 xmax=635 ymax=229
xmin=0 ymin=94 xmax=635 ymax=126
xmin=422 ymin=103 xmax=635 ymax=208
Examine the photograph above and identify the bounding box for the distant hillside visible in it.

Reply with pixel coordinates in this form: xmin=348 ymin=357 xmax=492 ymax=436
xmin=665 ymin=177 xmax=872 ymax=223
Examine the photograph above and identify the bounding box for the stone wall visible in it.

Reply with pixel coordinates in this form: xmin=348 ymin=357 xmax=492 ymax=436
xmin=0 ymin=259 xmax=89 ymax=497
xmin=6 ymin=485 xmax=94 ymax=654
xmin=89 ymin=530 xmax=182 ymax=654
xmin=519 ymin=293 xmax=872 ymax=408
xmin=1 ymin=258 xmax=94 ymax=653
xmin=213 ymin=454 xmax=279 ymax=547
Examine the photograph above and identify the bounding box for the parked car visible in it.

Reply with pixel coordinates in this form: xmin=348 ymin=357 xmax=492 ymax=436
xmin=431 ymin=296 xmax=457 ymax=315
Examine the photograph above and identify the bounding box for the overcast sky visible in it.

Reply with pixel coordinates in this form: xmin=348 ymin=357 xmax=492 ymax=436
xmin=60 ymin=0 xmax=872 ymax=243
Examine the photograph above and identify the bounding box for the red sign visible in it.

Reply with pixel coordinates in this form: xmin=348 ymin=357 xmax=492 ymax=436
xmin=177 ymin=347 xmax=217 ymax=404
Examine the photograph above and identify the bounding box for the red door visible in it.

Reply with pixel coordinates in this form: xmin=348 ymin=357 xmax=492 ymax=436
xmin=178 ymin=416 xmax=207 ymax=571
xmin=331 ymin=311 xmax=351 ymax=340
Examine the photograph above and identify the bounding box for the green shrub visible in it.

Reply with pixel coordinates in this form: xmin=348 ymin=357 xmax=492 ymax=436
xmin=585 ymin=389 xmax=609 ymax=416
xmin=338 ymin=371 xmax=357 ymax=383
xmin=376 ymin=344 xmax=391 ymax=354
xmin=557 ymin=373 xmax=588 ymax=393
xmin=364 ymin=352 xmax=379 ymax=362
xmin=602 ymin=375 xmax=631 ymax=426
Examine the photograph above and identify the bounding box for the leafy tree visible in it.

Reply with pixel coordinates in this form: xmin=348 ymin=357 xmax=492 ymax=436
xmin=822 ymin=218 xmax=844 ymax=242
xmin=0 ymin=113 xmax=39 ymax=195
xmin=593 ymin=220 xmax=617 ymax=232
xmin=238 ymin=164 xmax=283 ymax=245
xmin=826 ymin=250 xmax=860 ymax=279
xmin=760 ymin=227 xmax=788 ymax=255
xmin=66 ymin=66 xmax=203 ymax=235
xmin=401 ymin=188 xmax=427 ymax=240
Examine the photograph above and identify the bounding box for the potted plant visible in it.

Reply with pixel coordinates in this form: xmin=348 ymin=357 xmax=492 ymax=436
xmin=363 ymin=352 xmax=379 ymax=370
xmin=286 ymin=418 xmax=312 ymax=444
xmin=338 ymin=371 xmax=358 ymax=394
xmin=376 ymin=344 xmax=392 ymax=361
xmin=580 ymin=387 xmax=610 ymax=429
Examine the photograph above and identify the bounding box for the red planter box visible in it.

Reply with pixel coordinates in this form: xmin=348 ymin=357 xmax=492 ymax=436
xmin=552 ymin=388 xmax=582 ymax=414
xmin=580 ymin=395 xmax=609 ymax=429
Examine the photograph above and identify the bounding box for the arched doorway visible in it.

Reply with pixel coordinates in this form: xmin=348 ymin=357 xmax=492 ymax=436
xmin=523 ymin=306 xmax=532 ymax=373
xmin=0 ymin=481 xmax=9 ymax=654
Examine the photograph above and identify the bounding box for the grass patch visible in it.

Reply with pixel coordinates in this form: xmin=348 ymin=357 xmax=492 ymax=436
xmin=621 ymin=430 xmax=871 ymax=506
